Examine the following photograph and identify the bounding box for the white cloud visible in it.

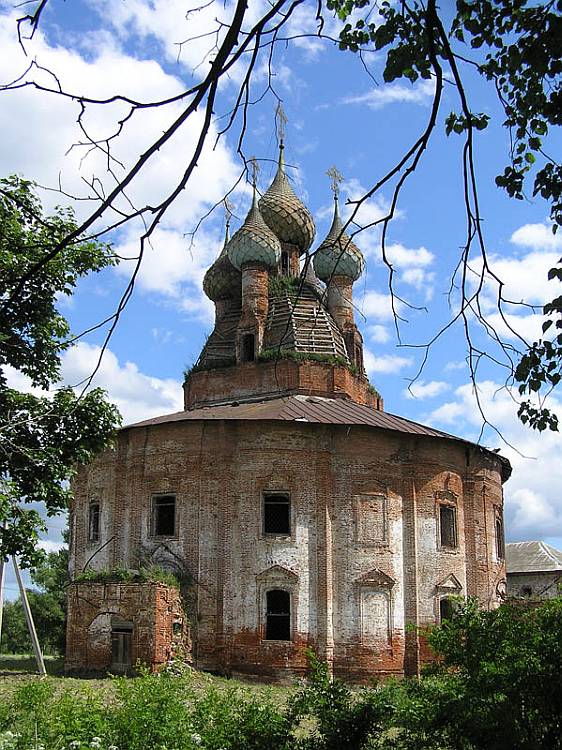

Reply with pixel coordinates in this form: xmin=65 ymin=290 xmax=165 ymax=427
xmin=469 ymin=231 xmax=558 ymax=315
xmin=3 ymin=343 xmax=184 ymax=426
xmin=367 ymin=324 xmax=391 ymax=343
xmin=385 ymin=243 xmax=434 ymax=268
xmin=485 ymin=312 xmax=545 ymax=345
xmin=62 ymin=343 xmax=184 ymax=424
xmin=444 ymin=360 xmax=467 ymax=372
xmin=404 ymin=380 xmax=449 ymax=399
xmin=114 ymin=223 xmax=217 ymax=321
xmin=38 ymin=540 xmax=66 ymax=554
xmin=0 ymin=10 xmax=241 ymax=233
xmin=427 ymin=380 xmax=562 ymax=541
xmin=364 ymin=348 xmax=412 ymax=375
xmin=511 ymin=222 xmax=562 ymax=252
xmin=344 ymin=77 xmax=435 ymax=110
xmin=361 ymin=290 xmax=400 ymax=321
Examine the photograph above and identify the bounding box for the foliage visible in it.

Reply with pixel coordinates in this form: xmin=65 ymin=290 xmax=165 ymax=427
xmin=258 ymin=348 xmax=359 ymax=375
xmin=268 ymin=274 xmax=301 ymax=297
xmin=328 ymin=0 xmax=562 ymax=430
xmin=0 ymin=598 xmax=561 ymax=749
xmin=0 ymin=176 xmax=121 ymax=567
xmin=74 ymin=565 xmax=180 ymax=589
xmin=184 ymin=356 xmax=237 ymax=380
xmin=0 ymin=601 xmax=30 ymax=655
xmin=0 ymin=545 xmax=69 ymax=655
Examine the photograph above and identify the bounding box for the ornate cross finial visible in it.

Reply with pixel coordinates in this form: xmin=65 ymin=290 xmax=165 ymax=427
xmin=326 ymin=165 xmax=344 ymax=201
xmin=275 ymin=102 xmax=288 ymax=144
xmin=249 ymin=156 xmax=260 ymax=186
xmin=223 ymin=197 xmax=233 ymax=228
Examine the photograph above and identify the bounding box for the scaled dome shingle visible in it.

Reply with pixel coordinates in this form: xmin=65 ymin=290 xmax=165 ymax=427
xmin=259 ymin=145 xmax=315 ymax=253
xmin=202 ymin=226 xmax=241 ymax=302
xmin=313 ymin=199 xmax=365 ymax=283
xmin=227 ymin=191 xmax=281 ymax=270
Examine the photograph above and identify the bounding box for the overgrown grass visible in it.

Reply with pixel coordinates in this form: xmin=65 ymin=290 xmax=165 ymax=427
xmin=0 ymin=598 xmax=560 ymax=749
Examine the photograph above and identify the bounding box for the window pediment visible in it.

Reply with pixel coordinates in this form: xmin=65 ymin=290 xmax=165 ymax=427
xmin=256 ymin=564 xmax=298 ymax=583
xmin=435 ymin=573 xmax=462 ymax=593
xmin=355 ymin=568 xmax=395 ymax=588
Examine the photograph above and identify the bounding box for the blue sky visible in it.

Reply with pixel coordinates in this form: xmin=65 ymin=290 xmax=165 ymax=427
xmin=1 ymin=0 xmax=561 ymax=600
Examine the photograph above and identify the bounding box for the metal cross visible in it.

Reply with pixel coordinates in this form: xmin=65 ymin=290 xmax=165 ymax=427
xmin=223 ymin=197 xmax=233 ymax=227
xmin=326 ymin=165 xmax=344 ymax=199
xmin=275 ymin=102 xmax=288 ymax=143
xmin=249 ymin=156 xmax=260 ymax=186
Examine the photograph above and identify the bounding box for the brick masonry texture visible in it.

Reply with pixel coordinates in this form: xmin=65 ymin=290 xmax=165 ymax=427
xmin=67 ymin=417 xmax=507 ymax=681
xmin=184 ymin=360 xmax=383 ymax=410
xmin=65 ymin=582 xmax=187 ymax=673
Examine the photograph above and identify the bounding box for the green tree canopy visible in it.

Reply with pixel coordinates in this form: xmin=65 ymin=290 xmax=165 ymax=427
xmin=0 ymin=176 xmax=121 ymax=568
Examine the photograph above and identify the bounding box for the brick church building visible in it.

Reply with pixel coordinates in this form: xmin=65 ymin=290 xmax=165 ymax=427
xmin=65 ymin=139 xmax=510 ymax=680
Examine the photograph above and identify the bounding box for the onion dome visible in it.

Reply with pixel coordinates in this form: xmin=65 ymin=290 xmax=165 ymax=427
xmin=202 ymin=218 xmax=241 ymax=301
xmin=258 ymin=142 xmax=315 ymax=253
xmin=313 ymin=195 xmax=365 ymax=283
xmin=227 ymin=184 xmax=281 ymax=270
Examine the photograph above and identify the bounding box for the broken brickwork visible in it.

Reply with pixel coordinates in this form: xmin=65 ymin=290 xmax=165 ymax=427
xmin=65 ymin=581 xmax=188 ymax=674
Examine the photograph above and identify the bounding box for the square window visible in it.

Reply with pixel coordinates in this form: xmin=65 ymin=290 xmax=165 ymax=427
xmin=263 ymin=493 xmax=290 ymax=535
xmin=88 ymin=503 xmax=100 ymax=543
xmin=439 ymin=504 xmax=457 ymax=548
xmin=151 ymin=494 xmax=176 ymax=537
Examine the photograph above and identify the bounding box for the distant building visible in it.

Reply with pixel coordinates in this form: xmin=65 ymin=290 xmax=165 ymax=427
xmin=506 ymin=541 xmax=562 ymax=599
xmin=65 ymin=134 xmax=511 ymax=680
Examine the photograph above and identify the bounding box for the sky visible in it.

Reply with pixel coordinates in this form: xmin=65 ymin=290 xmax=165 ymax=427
xmin=1 ymin=0 xmax=561 ymax=600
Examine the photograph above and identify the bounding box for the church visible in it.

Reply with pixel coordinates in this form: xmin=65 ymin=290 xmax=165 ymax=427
xmin=65 ymin=133 xmax=510 ymax=680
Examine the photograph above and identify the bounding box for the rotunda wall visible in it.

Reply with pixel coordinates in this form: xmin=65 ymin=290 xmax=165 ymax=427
xmin=70 ymin=416 xmax=506 ymax=681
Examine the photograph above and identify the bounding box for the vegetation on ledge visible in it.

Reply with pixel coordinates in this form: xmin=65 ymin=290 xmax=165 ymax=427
xmin=258 ymin=348 xmax=359 ymax=374
xmin=268 ymin=274 xmax=301 ymax=297
xmin=75 ymin=565 xmax=180 ymax=589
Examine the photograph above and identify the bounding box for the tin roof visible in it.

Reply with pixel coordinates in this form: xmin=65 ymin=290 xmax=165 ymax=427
xmin=505 ymin=541 xmax=562 ymax=574
xmin=125 ymin=395 xmax=510 ymax=475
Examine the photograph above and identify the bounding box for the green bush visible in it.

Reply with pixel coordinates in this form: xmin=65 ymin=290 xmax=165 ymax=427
xmin=1 ymin=598 xmax=560 ymax=750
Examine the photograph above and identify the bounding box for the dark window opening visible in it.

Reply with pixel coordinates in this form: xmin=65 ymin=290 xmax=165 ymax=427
xmin=439 ymin=597 xmax=455 ymax=623
xmin=439 ymin=504 xmax=457 ymax=548
xmin=88 ymin=503 xmax=100 ymax=543
xmin=111 ymin=620 xmax=133 ymax=668
xmin=281 ymin=251 xmax=289 ymax=275
xmin=354 ymin=344 xmax=363 ymax=371
xmin=263 ymin=493 xmax=290 ymax=535
xmin=241 ymin=333 xmax=255 ymax=362
xmin=265 ymin=589 xmax=291 ymax=640
xmin=521 ymin=586 xmax=533 ymax=597
xmin=495 ymin=518 xmax=505 ymax=559
xmin=152 ymin=494 xmax=176 ymax=537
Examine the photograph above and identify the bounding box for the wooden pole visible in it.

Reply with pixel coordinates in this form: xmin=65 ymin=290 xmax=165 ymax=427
xmin=12 ymin=556 xmax=47 ymax=677
xmin=0 ymin=521 xmax=6 ymax=645
xmin=0 ymin=556 xmax=5 ymax=646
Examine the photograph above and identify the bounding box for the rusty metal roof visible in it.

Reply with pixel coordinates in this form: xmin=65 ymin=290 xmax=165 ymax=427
xmin=125 ymin=395 xmax=509 ymax=473
xmin=506 ymin=541 xmax=562 ymax=574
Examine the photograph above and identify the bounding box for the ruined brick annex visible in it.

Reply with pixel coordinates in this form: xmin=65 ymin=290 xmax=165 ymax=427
xmin=66 ymin=137 xmax=510 ymax=681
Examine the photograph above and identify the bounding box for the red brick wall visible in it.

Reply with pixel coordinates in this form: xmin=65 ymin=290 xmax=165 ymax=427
xmin=68 ymin=418 xmax=506 ymax=681
xmin=184 ymin=359 xmax=383 ymax=410
xmin=65 ymin=582 xmax=187 ymax=674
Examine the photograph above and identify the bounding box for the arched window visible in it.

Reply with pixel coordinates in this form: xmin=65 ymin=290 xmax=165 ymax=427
xmin=495 ymin=517 xmax=504 ymax=559
xmin=88 ymin=502 xmax=100 ymax=543
xmin=281 ymin=251 xmax=289 ymax=275
xmin=439 ymin=597 xmax=455 ymax=623
xmin=241 ymin=333 xmax=255 ymax=362
xmin=265 ymin=589 xmax=291 ymax=640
